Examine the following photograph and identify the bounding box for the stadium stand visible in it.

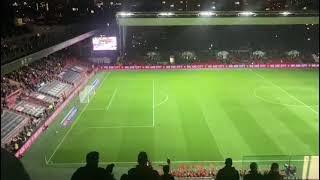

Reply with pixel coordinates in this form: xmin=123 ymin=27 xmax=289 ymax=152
xmin=70 ymin=66 xmax=86 ymax=73
xmin=57 ymin=69 xmax=82 ymax=85
xmin=38 ymin=80 xmax=73 ymax=99
xmin=1 ymin=24 xmax=95 ymax=64
xmin=0 ymin=48 xmax=91 ymax=156
xmin=26 ymin=91 xmax=58 ymax=105
xmin=1 ymin=110 xmax=28 ymax=142
xmin=13 ymin=100 xmax=46 ymax=118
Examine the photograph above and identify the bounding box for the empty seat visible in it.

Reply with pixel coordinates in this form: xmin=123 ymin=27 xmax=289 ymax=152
xmin=1 ymin=110 xmax=26 ymax=141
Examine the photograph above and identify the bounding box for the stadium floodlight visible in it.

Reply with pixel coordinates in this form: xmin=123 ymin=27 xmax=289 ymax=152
xmin=118 ymin=12 xmax=134 ymax=17
xmin=280 ymin=11 xmax=291 ymax=16
xmin=158 ymin=12 xmax=174 ymax=16
xmin=199 ymin=11 xmax=216 ymax=17
xmin=238 ymin=11 xmax=256 ymax=16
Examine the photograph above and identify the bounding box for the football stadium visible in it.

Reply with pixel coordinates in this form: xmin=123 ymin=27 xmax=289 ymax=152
xmin=1 ymin=1 xmax=319 ymax=180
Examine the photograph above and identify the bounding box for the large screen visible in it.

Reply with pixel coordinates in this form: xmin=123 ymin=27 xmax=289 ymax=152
xmin=92 ymin=36 xmax=117 ymax=51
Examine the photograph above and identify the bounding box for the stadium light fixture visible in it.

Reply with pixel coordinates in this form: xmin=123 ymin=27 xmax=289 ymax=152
xmin=238 ymin=11 xmax=255 ymax=16
xmin=158 ymin=12 xmax=174 ymax=16
xmin=280 ymin=11 xmax=291 ymax=16
xmin=199 ymin=11 xmax=216 ymax=16
xmin=118 ymin=12 xmax=134 ymax=17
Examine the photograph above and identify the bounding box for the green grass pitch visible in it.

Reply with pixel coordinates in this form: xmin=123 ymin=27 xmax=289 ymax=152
xmin=22 ymin=68 xmax=319 ymax=180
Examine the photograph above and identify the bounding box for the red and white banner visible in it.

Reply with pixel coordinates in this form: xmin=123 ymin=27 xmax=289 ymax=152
xmin=97 ymin=64 xmax=319 ymax=70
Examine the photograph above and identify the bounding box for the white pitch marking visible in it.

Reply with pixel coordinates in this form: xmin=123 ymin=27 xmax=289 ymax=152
xmin=105 ymin=88 xmax=118 ymax=111
xmin=87 ymin=125 xmax=153 ymax=129
xmin=46 ymin=71 xmax=112 ymax=164
xmin=251 ymin=69 xmax=319 ymax=114
xmin=155 ymin=94 xmax=168 ymax=108
xmin=152 ymin=80 xmax=155 ymax=127
xmin=254 ymin=86 xmax=319 ymax=107
xmin=46 ymin=102 xmax=90 ymax=164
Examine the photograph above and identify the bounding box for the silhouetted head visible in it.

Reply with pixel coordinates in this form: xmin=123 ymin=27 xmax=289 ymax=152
xmin=163 ymin=165 xmax=170 ymax=174
xmin=86 ymin=151 xmax=99 ymax=168
xmin=1 ymin=148 xmax=30 ymax=180
xmin=270 ymin=163 xmax=279 ymax=172
xmin=137 ymin=151 xmax=148 ymax=166
xmin=120 ymin=174 xmax=128 ymax=180
xmin=250 ymin=162 xmax=258 ymax=172
xmin=225 ymin=158 xmax=233 ymax=167
xmin=106 ymin=163 xmax=115 ymax=174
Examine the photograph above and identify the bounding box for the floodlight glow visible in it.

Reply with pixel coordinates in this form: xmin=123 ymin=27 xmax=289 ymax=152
xmin=239 ymin=11 xmax=255 ymax=16
xmin=118 ymin=12 xmax=134 ymax=17
xmin=158 ymin=12 xmax=174 ymax=16
xmin=280 ymin=11 xmax=291 ymax=16
xmin=199 ymin=11 xmax=216 ymax=16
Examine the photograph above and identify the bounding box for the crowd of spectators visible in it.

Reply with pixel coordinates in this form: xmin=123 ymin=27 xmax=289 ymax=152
xmin=4 ymin=55 xmax=65 ymax=91
xmin=121 ymin=50 xmax=316 ymax=66
xmin=1 ymin=51 xmax=71 ymax=154
xmin=4 ymin=118 xmax=40 ymax=154
xmin=70 ymin=151 xmax=293 ymax=180
xmin=170 ymin=165 xmax=214 ymax=177
xmin=1 ymin=77 xmax=19 ymax=101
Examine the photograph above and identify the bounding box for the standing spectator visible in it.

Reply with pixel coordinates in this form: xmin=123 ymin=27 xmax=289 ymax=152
xmin=243 ymin=162 xmax=263 ymax=180
xmin=264 ymin=163 xmax=283 ymax=180
xmin=1 ymin=148 xmax=30 ymax=180
xmin=105 ymin=163 xmax=116 ymax=180
xmin=120 ymin=174 xmax=128 ymax=180
xmin=70 ymin=151 xmax=107 ymax=180
xmin=216 ymin=158 xmax=240 ymax=180
xmin=161 ymin=165 xmax=174 ymax=180
xmin=127 ymin=151 xmax=160 ymax=180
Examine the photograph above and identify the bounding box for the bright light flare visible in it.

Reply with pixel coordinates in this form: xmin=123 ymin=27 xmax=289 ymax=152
xmin=158 ymin=12 xmax=174 ymax=16
xmin=280 ymin=11 xmax=291 ymax=16
xmin=199 ymin=11 xmax=216 ymax=16
xmin=118 ymin=12 xmax=134 ymax=17
xmin=238 ymin=11 xmax=256 ymax=16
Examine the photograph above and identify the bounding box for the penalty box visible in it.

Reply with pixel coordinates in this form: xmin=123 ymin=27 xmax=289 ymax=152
xmin=86 ymin=79 xmax=155 ymax=128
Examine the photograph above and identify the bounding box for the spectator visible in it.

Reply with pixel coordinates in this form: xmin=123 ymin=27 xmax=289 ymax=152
xmin=161 ymin=165 xmax=175 ymax=180
xmin=120 ymin=174 xmax=128 ymax=180
xmin=106 ymin=163 xmax=116 ymax=180
xmin=216 ymin=158 xmax=240 ymax=180
xmin=1 ymin=148 xmax=30 ymax=180
xmin=243 ymin=162 xmax=263 ymax=180
xmin=264 ymin=163 xmax=283 ymax=180
xmin=71 ymin=151 xmax=107 ymax=180
xmin=127 ymin=151 xmax=160 ymax=180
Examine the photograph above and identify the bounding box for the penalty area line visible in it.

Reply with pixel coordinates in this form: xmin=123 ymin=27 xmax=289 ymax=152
xmin=105 ymin=88 xmax=118 ymax=111
xmin=152 ymin=80 xmax=155 ymax=127
xmin=46 ymin=72 xmax=112 ymax=165
xmin=250 ymin=69 xmax=319 ymax=114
